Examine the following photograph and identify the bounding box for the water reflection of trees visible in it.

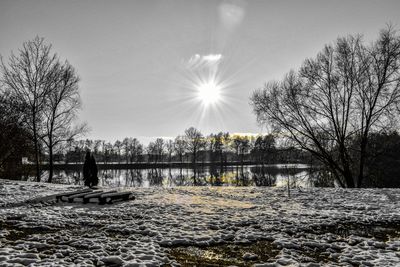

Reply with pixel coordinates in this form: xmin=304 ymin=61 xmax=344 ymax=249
xmin=54 ymin=170 xmax=81 ymax=185
xmin=230 ymin=165 xmax=249 ymax=186
xmin=209 ymin=167 xmax=222 ymax=186
xmin=124 ymin=169 xmax=143 ymax=187
xmin=206 ymin=166 xmax=278 ymax=186
xmin=41 ymin=165 xmax=336 ymax=188
xmin=251 ymin=166 xmax=276 ymax=186
xmin=100 ymin=169 xmax=114 ymax=187
xmin=306 ymin=169 xmax=335 ymax=187
xmin=173 ymin=168 xmax=186 ymax=186
xmin=147 ymin=168 xmax=163 ymax=186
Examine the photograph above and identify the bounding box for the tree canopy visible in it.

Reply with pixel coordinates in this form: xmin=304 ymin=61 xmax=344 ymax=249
xmin=251 ymin=26 xmax=400 ymax=188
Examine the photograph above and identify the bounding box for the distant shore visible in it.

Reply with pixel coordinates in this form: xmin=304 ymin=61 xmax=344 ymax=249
xmin=34 ymin=162 xmax=314 ymax=170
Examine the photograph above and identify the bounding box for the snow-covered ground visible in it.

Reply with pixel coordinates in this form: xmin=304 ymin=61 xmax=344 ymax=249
xmin=0 ymin=179 xmax=399 ymax=266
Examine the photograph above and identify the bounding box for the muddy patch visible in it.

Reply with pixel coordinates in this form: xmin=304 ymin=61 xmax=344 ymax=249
xmin=0 ymin=220 xmax=58 ymax=242
xmin=168 ymin=241 xmax=279 ymax=266
xmin=308 ymin=221 xmax=400 ymax=241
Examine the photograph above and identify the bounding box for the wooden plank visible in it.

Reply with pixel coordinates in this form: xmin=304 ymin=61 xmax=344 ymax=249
xmin=55 ymin=189 xmax=93 ymax=198
xmin=56 ymin=189 xmax=93 ymax=202
xmin=68 ymin=190 xmax=103 ymax=203
xmin=83 ymin=190 xmax=117 ymax=204
xmin=100 ymin=192 xmax=131 ymax=198
xmin=99 ymin=192 xmax=134 ymax=205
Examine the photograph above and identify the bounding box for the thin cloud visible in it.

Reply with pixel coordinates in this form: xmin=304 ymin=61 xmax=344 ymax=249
xmin=203 ymin=54 xmax=222 ymax=62
xmin=185 ymin=54 xmax=223 ymax=70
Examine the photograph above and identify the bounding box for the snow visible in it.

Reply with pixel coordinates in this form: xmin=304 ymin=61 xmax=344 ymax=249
xmin=0 ymin=179 xmax=399 ymax=266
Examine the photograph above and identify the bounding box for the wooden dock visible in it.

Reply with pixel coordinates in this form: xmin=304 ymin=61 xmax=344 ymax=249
xmin=55 ymin=189 xmax=135 ymax=204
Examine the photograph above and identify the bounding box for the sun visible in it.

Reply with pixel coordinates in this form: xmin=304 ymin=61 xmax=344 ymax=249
xmin=197 ymin=80 xmax=222 ymax=105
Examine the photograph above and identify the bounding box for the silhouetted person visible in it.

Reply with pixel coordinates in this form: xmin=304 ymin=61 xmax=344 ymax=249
xmin=83 ymin=152 xmax=91 ymax=187
xmin=90 ymin=155 xmax=98 ymax=187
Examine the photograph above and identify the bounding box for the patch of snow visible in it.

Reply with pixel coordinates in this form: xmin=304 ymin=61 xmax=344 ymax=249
xmin=0 ymin=179 xmax=399 ymax=265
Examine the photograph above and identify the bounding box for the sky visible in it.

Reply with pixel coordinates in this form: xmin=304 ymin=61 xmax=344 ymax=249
xmin=1 ymin=0 xmax=400 ymax=144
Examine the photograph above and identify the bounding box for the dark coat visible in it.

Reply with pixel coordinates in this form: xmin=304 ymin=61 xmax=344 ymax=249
xmin=89 ymin=155 xmax=98 ymax=186
xmin=83 ymin=152 xmax=91 ymax=186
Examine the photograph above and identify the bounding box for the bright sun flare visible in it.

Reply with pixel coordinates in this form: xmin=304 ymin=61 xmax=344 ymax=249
xmin=197 ymin=81 xmax=221 ymax=105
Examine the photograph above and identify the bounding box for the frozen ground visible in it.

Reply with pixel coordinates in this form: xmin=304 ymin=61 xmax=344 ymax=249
xmin=0 ymin=179 xmax=399 ymax=266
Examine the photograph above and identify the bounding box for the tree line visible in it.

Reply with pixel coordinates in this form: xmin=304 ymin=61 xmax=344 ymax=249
xmin=61 ymin=128 xmax=296 ymax=167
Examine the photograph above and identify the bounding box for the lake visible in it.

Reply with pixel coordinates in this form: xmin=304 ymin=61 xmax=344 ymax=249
xmin=31 ymin=164 xmax=330 ymax=187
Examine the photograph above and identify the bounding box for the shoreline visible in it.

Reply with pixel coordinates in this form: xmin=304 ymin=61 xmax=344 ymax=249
xmin=22 ymin=162 xmax=315 ymax=171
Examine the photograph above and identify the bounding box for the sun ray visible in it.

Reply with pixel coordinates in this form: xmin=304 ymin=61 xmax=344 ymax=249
xmin=166 ymin=50 xmax=257 ymax=132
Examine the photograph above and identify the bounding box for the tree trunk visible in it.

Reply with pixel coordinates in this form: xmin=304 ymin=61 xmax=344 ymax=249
xmin=192 ymin=150 xmax=197 ymax=184
xmin=48 ymin=143 xmax=53 ymax=183
xmin=357 ymin=138 xmax=368 ymax=188
xmin=219 ymin=150 xmax=223 ymax=174
xmin=34 ymin=138 xmax=40 ymax=182
xmin=192 ymin=150 xmax=196 ymax=167
xmin=343 ymin=166 xmax=355 ymax=188
xmin=33 ymin=120 xmax=41 ymax=182
xmin=235 ymin=165 xmax=239 ymax=185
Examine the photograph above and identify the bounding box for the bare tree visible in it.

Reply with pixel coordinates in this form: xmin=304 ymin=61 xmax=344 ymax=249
xmin=184 ymin=127 xmax=205 ymax=167
xmin=122 ymin=138 xmax=131 ymax=163
xmin=40 ymin=61 xmax=87 ymax=182
xmin=103 ymin=142 xmax=113 ymax=164
xmin=251 ymin=26 xmax=400 ymax=187
xmin=1 ymin=37 xmax=60 ymax=181
xmin=114 ymin=140 xmax=122 ymax=163
xmin=253 ymin=134 xmax=276 ymax=165
xmin=153 ymin=138 xmax=165 ymax=163
xmin=174 ymin=135 xmax=186 ymax=163
xmin=1 ymin=37 xmax=86 ymax=182
xmin=122 ymin=137 xmax=143 ymax=164
xmin=166 ymin=139 xmax=174 ymax=163
xmin=147 ymin=142 xmax=156 ymax=163
xmin=231 ymin=135 xmax=242 ymax=162
xmin=209 ymin=132 xmax=229 ymax=171
xmin=132 ymin=139 xmax=143 ymax=163
xmin=84 ymin=139 xmax=93 ymax=151
xmin=93 ymin=140 xmax=102 ymax=157
xmin=231 ymin=135 xmax=250 ymax=166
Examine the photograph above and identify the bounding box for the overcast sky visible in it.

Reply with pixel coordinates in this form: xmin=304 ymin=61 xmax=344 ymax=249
xmin=1 ymin=0 xmax=400 ymax=143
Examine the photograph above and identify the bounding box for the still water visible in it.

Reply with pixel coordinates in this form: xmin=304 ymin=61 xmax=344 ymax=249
xmin=35 ymin=164 xmax=328 ymax=188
